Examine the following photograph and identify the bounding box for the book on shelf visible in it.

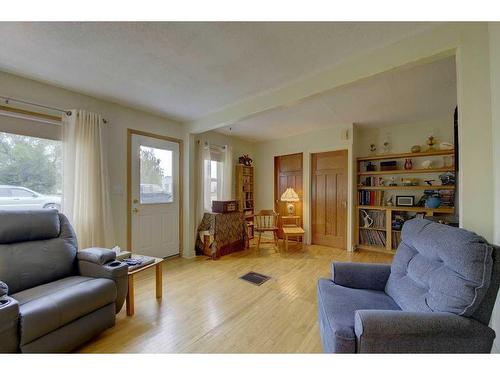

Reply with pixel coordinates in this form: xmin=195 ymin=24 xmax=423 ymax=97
xmin=358 ymin=190 xmax=385 ymax=206
xmin=359 ymin=227 xmax=386 ymax=247
xmin=361 ymin=176 xmax=385 ymax=186
xmin=392 ymin=230 xmax=402 ymax=250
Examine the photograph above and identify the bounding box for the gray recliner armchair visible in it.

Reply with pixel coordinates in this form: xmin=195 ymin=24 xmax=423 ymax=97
xmin=0 ymin=210 xmax=128 ymax=353
xmin=317 ymin=218 xmax=500 ymax=353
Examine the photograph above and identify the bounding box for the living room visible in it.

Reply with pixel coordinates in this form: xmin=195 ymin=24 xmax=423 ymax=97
xmin=1 ymin=1 xmax=500 ymax=373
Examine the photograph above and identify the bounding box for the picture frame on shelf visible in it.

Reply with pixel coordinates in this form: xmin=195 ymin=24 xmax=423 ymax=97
xmin=396 ymin=195 xmax=414 ymax=207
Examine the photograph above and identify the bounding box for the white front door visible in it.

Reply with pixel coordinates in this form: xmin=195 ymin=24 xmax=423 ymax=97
xmin=131 ymin=134 xmax=180 ymax=258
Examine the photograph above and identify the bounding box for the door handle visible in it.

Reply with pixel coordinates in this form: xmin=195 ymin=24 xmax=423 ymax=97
xmin=133 ymin=199 xmax=138 ymax=204
xmin=132 ymin=208 xmax=139 ymax=214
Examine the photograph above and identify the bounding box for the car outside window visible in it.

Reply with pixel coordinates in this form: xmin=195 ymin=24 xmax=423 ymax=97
xmin=0 ymin=188 xmax=11 ymax=197
xmin=11 ymin=189 xmax=36 ymax=198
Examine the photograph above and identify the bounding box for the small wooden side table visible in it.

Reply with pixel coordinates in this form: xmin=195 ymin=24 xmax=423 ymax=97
xmin=282 ymin=226 xmax=305 ymax=252
xmin=126 ymin=256 xmax=164 ymax=316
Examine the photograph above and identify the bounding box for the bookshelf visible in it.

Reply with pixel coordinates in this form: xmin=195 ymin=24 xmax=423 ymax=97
xmin=356 ymin=149 xmax=456 ymax=254
xmin=236 ymin=164 xmax=255 ymax=239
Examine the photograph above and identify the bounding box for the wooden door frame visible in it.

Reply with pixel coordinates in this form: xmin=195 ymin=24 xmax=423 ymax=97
xmin=127 ymin=128 xmax=184 ymax=257
xmin=310 ymin=149 xmax=349 ymax=250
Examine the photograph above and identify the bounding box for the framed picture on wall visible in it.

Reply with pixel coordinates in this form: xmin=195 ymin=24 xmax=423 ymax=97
xmin=396 ymin=195 xmax=414 ymax=207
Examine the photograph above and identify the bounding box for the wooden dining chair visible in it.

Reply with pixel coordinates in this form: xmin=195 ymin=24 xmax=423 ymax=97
xmin=254 ymin=209 xmax=279 ymax=249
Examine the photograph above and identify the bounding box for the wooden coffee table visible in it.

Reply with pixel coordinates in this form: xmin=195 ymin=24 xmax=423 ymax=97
xmin=126 ymin=256 xmax=164 ymax=316
xmin=282 ymin=226 xmax=305 ymax=252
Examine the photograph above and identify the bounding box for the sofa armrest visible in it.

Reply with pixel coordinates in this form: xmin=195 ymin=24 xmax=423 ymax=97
xmin=354 ymin=310 xmax=496 ymax=353
xmin=78 ymin=249 xmax=129 ymax=314
xmin=331 ymin=262 xmax=391 ymax=291
xmin=78 ymin=247 xmax=117 ymax=265
xmin=0 ymin=284 xmax=19 ymax=353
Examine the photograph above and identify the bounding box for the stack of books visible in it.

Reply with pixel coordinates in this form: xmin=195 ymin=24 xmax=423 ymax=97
xmin=439 ymin=190 xmax=455 ymax=207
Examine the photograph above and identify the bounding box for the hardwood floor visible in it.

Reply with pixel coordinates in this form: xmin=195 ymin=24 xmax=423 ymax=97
xmin=79 ymin=243 xmax=393 ymax=353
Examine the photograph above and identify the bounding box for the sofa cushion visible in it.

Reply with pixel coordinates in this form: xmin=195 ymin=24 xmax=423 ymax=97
xmin=12 ymin=276 xmax=116 ymax=345
xmin=0 ymin=212 xmax=78 ymax=294
xmin=317 ymin=278 xmax=400 ymax=353
xmin=385 ymin=219 xmax=493 ymax=317
xmin=0 ymin=210 xmax=60 ymax=244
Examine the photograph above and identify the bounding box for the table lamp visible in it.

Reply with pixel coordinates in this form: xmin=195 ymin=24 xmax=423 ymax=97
xmin=281 ymin=187 xmax=299 ymax=215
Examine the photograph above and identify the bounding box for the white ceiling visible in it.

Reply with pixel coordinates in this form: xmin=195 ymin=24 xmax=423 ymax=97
xmin=216 ymin=56 xmax=457 ymax=142
xmin=0 ymin=22 xmax=439 ymax=122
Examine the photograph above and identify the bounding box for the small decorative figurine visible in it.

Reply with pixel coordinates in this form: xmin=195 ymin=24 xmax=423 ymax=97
xmin=360 ymin=210 xmax=374 ymax=228
xmin=425 ymin=180 xmax=434 ymax=186
xmin=439 ymin=172 xmax=456 ymax=186
xmin=422 ymin=160 xmax=433 ymax=169
xmin=369 ymin=144 xmax=377 ymax=154
xmin=404 ymin=158 xmax=413 ymax=170
xmin=238 ymin=154 xmax=253 ymax=166
xmin=426 ymin=135 xmax=436 ymax=151
xmin=411 ymin=145 xmax=421 ymax=153
xmin=386 ymin=196 xmax=394 ymax=206
xmin=383 ymin=141 xmax=391 ymax=154
xmin=439 ymin=142 xmax=453 ymax=150
xmin=389 ymin=177 xmax=397 ymax=186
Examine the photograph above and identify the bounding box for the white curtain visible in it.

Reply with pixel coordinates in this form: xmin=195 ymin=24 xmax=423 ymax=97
xmin=197 ymin=140 xmax=212 ymax=222
xmin=221 ymin=144 xmax=233 ymax=200
xmin=62 ymin=110 xmax=115 ymax=249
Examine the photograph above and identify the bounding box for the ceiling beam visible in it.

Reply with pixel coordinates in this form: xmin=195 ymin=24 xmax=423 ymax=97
xmin=187 ymin=23 xmax=460 ymax=134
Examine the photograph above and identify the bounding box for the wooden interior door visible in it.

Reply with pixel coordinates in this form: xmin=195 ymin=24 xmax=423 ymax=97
xmin=311 ymin=150 xmax=348 ymax=249
xmin=274 ymin=153 xmax=303 ymax=238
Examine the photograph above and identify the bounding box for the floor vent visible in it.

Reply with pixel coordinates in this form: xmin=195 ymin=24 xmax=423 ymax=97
xmin=239 ymin=272 xmax=271 ymax=286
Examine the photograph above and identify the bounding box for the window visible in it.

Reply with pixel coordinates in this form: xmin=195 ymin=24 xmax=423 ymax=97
xmin=202 ymin=145 xmax=226 ymax=212
xmin=0 ymin=131 xmax=62 ymax=210
xmin=139 ymin=145 xmax=173 ymax=204
xmin=206 ymin=159 xmax=223 ymax=207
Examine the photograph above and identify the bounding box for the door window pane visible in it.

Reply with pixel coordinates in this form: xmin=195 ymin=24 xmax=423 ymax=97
xmin=0 ymin=132 xmax=61 ymax=210
xmin=139 ymin=145 xmax=173 ymax=204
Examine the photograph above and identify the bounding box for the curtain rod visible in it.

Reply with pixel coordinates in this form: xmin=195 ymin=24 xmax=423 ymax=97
xmin=0 ymin=95 xmax=72 ymax=116
xmin=0 ymin=95 xmax=108 ymax=123
xmin=197 ymin=140 xmax=226 ymax=149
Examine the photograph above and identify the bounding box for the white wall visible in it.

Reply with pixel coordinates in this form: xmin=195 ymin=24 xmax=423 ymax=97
xmin=253 ymin=125 xmax=353 ymax=249
xmin=0 ymin=70 xmax=192 ymax=256
xmin=488 ymin=21 xmax=500 ymax=354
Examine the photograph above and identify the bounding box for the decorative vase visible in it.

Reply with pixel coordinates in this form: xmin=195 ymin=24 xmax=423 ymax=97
xmin=404 ymin=158 xmax=413 ymax=170
xmin=425 ymin=196 xmax=441 ymax=209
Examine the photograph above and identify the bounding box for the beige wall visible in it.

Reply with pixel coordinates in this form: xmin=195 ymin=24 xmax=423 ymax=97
xmin=488 ymin=21 xmax=500 ymax=354
xmin=253 ymin=125 xmax=354 ymax=248
xmin=0 ymin=70 xmax=191 ymax=256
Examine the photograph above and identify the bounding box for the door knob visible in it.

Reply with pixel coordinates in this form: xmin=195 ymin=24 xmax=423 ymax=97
xmin=132 ymin=208 xmax=139 ymax=214
xmin=133 ymin=198 xmax=138 ymax=204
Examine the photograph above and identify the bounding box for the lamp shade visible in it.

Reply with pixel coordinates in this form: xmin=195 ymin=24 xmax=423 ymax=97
xmin=280 ymin=187 xmax=299 ymax=202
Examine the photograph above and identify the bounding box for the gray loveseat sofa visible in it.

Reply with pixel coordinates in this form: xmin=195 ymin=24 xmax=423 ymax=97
xmin=0 ymin=210 xmax=128 ymax=353
xmin=317 ymin=218 xmax=500 ymax=353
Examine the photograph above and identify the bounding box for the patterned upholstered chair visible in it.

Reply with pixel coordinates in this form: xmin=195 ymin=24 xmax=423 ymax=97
xmin=317 ymin=219 xmax=500 ymax=353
